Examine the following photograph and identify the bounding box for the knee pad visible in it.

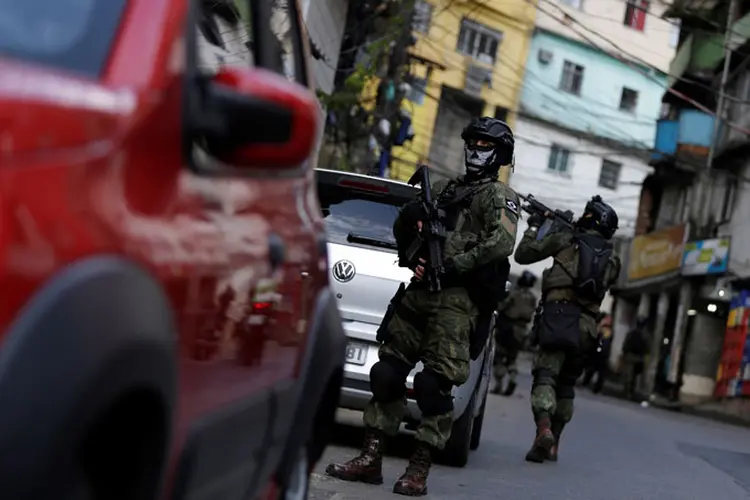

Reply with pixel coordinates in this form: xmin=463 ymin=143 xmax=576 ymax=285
xmin=532 ymin=367 xmax=556 ymax=389
xmin=370 ymin=355 xmax=410 ymax=403
xmin=413 ymin=369 xmax=454 ymax=417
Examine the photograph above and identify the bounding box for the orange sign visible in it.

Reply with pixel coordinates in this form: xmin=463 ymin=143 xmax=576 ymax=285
xmin=627 ymin=223 xmax=688 ymax=282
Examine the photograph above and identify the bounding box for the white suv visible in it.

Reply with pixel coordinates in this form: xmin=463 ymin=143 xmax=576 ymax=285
xmin=316 ymin=168 xmax=498 ymax=467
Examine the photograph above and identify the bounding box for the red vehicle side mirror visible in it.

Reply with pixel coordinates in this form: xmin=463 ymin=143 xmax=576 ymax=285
xmin=184 ymin=0 xmax=320 ymax=175
xmin=185 ymin=65 xmax=320 ymax=174
xmin=207 ymin=67 xmax=320 ymax=169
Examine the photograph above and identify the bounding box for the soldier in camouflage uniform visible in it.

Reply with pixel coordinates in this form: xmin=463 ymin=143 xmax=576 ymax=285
xmin=514 ymin=195 xmax=620 ymax=463
xmin=326 ymin=117 xmax=520 ymax=496
xmin=493 ymin=270 xmax=538 ymax=396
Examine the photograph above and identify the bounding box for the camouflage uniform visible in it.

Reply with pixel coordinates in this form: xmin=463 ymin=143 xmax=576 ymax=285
xmin=326 ymin=174 xmax=519 ymax=490
xmin=515 ymin=227 xmax=618 ymax=462
xmin=367 ymin=175 xmax=519 ymax=448
xmin=493 ymin=287 xmax=537 ymax=394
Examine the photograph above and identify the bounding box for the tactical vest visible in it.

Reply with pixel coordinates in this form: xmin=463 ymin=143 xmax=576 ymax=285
xmin=435 ymin=177 xmax=494 ymax=261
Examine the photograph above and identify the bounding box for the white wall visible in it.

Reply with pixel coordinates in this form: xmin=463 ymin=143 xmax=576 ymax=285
xmin=534 ymin=0 xmax=678 ymax=73
xmin=301 ymin=0 xmax=349 ymax=95
xmin=718 ymin=162 xmax=750 ymax=278
xmin=508 ymin=117 xmax=652 ymax=289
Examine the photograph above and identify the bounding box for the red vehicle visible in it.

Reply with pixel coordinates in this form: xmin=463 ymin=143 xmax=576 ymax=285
xmin=0 ymin=0 xmax=345 ymax=499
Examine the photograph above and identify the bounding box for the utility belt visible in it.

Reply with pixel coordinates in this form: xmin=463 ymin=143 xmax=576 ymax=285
xmin=542 ymin=300 xmax=598 ymax=319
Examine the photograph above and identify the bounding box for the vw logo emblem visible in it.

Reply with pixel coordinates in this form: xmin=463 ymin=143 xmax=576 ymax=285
xmin=332 ymin=260 xmax=356 ymax=283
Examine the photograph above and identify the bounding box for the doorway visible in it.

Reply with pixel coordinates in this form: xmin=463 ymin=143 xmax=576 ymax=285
xmin=428 ymin=86 xmax=484 ymax=179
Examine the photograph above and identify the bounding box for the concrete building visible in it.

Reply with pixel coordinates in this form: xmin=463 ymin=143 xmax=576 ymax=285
xmin=534 ymin=0 xmax=680 ymax=72
xmin=519 ymin=29 xmax=667 ymax=147
xmin=611 ymin=0 xmax=750 ymax=402
xmin=386 ymin=0 xmax=538 ymax=184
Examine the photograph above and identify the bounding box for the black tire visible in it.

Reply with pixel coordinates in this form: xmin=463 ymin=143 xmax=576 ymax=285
xmin=470 ymin=392 xmax=487 ymax=451
xmin=438 ymin=393 xmax=475 ymax=467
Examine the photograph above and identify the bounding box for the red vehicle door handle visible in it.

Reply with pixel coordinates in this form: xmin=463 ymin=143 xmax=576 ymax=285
xmin=268 ymin=233 xmax=285 ymax=271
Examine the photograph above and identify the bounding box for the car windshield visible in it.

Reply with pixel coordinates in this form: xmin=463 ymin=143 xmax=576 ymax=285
xmin=317 ymin=178 xmax=413 ymax=253
xmin=0 ymin=0 xmax=127 ymax=77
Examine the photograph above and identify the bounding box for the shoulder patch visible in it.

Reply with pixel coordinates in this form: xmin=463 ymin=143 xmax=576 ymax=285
xmin=505 ymin=199 xmax=519 ymax=215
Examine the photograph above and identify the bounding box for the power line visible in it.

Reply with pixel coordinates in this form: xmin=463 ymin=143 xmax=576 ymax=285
xmin=531 ymin=0 xmax=750 ymax=135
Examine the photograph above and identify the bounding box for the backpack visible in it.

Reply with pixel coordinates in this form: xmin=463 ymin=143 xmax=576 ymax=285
xmin=573 ymin=232 xmax=614 ymax=301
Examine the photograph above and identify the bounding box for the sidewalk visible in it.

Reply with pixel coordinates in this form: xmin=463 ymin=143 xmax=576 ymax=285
xmin=517 ymin=351 xmax=750 ymax=428
xmin=599 ymin=378 xmax=750 ymax=428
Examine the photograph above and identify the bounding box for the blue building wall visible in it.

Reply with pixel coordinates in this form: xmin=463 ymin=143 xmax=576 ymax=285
xmin=519 ymin=29 xmax=666 ymax=149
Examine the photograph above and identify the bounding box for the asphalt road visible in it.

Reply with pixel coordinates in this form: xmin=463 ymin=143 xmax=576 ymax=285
xmin=309 ymin=357 xmax=750 ymax=500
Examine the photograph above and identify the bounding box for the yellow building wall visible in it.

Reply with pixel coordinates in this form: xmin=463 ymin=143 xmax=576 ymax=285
xmin=390 ymin=0 xmax=537 ymax=184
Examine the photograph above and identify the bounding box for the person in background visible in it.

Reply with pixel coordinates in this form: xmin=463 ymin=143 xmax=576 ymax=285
xmin=621 ymin=317 xmax=650 ymax=401
xmin=493 ymin=270 xmax=538 ymax=396
xmin=582 ymin=313 xmax=613 ymax=394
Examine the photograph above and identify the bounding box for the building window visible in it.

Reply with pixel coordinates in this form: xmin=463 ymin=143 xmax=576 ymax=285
xmin=599 ymin=160 xmax=621 ymax=189
xmin=624 ymin=0 xmax=649 ymax=31
xmin=547 ymin=144 xmax=571 ymax=173
xmin=619 ymin=87 xmax=639 ymax=113
xmin=560 ymin=60 xmax=584 ymax=95
xmin=456 ymin=19 xmax=503 ymax=65
xmin=407 ymin=77 xmax=427 ymax=105
xmin=413 ymin=1 xmax=433 ymax=34
xmin=495 ymin=106 xmax=509 ymax=122
xmin=560 ymin=0 xmax=583 ymax=9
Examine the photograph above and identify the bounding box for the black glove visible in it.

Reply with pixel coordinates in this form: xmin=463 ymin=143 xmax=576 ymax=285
xmin=527 ymin=212 xmax=544 ymax=228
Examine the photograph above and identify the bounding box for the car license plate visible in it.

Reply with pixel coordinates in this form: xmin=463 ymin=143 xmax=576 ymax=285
xmin=346 ymin=341 xmax=368 ymax=366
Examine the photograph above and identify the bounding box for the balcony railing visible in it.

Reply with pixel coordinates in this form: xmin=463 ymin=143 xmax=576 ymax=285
xmin=651 ymin=110 xmax=714 ymax=164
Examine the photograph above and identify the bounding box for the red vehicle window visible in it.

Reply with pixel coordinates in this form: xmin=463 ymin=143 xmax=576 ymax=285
xmin=0 ymin=0 xmax=127 ymax=76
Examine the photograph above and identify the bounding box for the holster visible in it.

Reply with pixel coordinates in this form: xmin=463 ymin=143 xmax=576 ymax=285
xmin=537 ymin=301 xmax=581 ymax=351
xmin=377 ymin=282 xmax=408 ymax=343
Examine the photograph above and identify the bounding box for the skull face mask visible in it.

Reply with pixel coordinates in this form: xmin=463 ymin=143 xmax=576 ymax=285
xmin=464 ymin=139 xmax=498 ymax=177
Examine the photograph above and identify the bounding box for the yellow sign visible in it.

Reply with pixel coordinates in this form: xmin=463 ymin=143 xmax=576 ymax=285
xmin=627 ymin=224 xmax=688 ymax=282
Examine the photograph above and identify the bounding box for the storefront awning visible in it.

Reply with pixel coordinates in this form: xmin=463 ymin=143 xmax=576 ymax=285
xmin=611 ymin=271 xmax=683 ymax=298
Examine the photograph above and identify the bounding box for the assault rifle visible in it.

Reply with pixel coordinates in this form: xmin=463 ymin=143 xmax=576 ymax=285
xmin=403 ymin=164 xmax=447 ymax=292
xmin=520 ymin=194 xmax=574 ymax=232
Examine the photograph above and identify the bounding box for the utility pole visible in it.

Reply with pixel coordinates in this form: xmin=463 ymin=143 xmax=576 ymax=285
xmin=665 ymin=0 xmax=738 ymax=392
xmin=374 ymin=0 xmax=416 ymax=177
xmin=700 ymin=0 xmax=739 ymax=223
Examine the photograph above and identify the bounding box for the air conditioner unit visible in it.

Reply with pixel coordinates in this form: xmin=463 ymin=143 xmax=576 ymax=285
xmin=538 ymin=49 xmax=553 ymax=64
xmin=465 ymin=63 xmax=492 ymax=97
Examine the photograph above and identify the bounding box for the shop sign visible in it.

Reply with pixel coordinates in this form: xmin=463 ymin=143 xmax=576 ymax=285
xmin=681 ymin=237 xmax=731 ymax=276
xmin=627 ymin=223 xmax=688 ymax=282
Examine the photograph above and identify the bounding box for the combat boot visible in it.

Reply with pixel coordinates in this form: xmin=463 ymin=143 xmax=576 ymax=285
xmin=393 ymin=442 xmax=432 ymax=496
xmin=502 ymin=380 xmax=517 ymax=396
xmin=547 ymin=420 xmax=566 ymax=462
xmin=325 ymin=428 xmax=384 ymax=484
xmin=525 ymin=416 xmax=555 ymax=463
